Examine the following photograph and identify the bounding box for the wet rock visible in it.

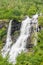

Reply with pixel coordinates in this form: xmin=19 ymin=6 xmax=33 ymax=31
xmin=2 ymin=36 xmax=6 ymax=43
xmin=12 ymin=31 xmax=20 ymax=43
xmin=0 ymin=22 xmax=4 ymax=29
xmin=26 ymin=43 xmax=34 ymax=48
xmin=11 ymin=19 xmax=21 ymax=35
xmin=26 ymin=36 xmax=33 ymax=48
xmin=0 ymin=24 xmax=3 ymax=29
xmin=38 ymin=25 xmax=41 ymax=30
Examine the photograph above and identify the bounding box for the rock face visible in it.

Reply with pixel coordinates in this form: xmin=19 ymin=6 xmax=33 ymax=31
xmin=11 ymin=20 xmax=21 ymax=35
xmin=10 ymin=20 xmax=21 ymax=43
xmin=0 ymin=20 xmax=9 ymax=29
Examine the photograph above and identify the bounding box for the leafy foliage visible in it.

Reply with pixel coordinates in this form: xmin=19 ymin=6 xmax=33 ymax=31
xmin=0 ymin=27 xmax=6 ymax=40
xmin=0 ymin=55 xmax=12 ymax=65
xmin=38 ymin=16 xmax=43 ymax=26
xmin=0 ymin=0 xmax=43 ymax=19
xmin=0 ymin=27 xmax=7 ymax=49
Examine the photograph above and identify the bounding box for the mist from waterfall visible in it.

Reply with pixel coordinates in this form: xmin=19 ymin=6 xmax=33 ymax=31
xmin=1 ymin=14 xmax=38 ymax=65
xmin=1 ymin=20 xmax=12 ymax=57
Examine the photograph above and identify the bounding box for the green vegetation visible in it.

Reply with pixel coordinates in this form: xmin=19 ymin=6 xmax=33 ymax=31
xmin=0 ymin=27 xmax=6 ymax=40
xmin=0 ymin=0 xmax=43 ymax=19
xmin=38 ymin=16 xmax=43 ymax=26
xmin=0 ymin=55 xmax=12 ymax=65
xmin=0 ymin=27 xmax=6 ymax=49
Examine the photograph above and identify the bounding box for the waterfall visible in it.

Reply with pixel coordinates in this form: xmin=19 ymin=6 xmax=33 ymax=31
xmin=1 ymin=14 xmax=38 ymax=65
xmin=1 ymin=20 xmax=12 ymax=57
xmin=8 ymin=16 xmax=31 ymax=64
xmin=32 ymin=14 xmax=38 ymax=46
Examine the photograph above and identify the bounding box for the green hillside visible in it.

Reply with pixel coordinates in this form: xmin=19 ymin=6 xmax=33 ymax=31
xmin=0 ymin=0 xmax=43 ymax=19
xmin=0 ymin=0 xmax=43 ymax=65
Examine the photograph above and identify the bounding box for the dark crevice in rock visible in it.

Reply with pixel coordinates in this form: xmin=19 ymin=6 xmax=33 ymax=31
xmin=11 ymin=19 xmax=21 ymax=35
xmin=26 ymin=35 xmax=33 ymax=48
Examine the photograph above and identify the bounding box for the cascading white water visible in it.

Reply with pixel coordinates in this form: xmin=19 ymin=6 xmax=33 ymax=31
xmin=1 ymin=14 xmax=38 ymax=65
xmin=1 ymin=20 xmax=12 ymax=57
xmin=32 ymin=14 xmax=38 ymax=46
xmin=8 ymin=16 xmax=31 ymax=64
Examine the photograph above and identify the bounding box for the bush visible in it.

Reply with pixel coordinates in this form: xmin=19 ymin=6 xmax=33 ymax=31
xmin=0 ymin=55 xmax=12 ymax=65
xmin=38 ymin=16 xmax=43 ymax=26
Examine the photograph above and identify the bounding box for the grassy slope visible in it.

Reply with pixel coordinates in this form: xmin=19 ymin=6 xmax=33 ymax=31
xmin=0 ymin=0 xmax=43 ymax=19
xmin=0 ymin=0 xmax=43 ymax=65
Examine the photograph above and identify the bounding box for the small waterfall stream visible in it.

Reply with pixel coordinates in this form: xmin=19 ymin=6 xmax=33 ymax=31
xmin=1 ymin=20 xmax=12 ymax=57
xmin=32 ymin=14 xmax=38 ymax=46
xmin=1 ymin=14 xmax=38 ymax=64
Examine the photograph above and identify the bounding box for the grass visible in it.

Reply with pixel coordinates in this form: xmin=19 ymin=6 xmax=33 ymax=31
xmin=0 ymin=55 xmax=12 ymax=65
xmin=38 ymin=16 xmax=43 ymax=26
xmin=0 ymin=0 xmax=43 ymax=19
